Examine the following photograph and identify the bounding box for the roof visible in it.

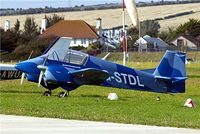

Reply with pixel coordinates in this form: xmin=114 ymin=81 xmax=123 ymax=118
xmin=136 ymin=37 xmax=148 ymax=45
xmin=171 ymin=34 xmax=200 ymax=45
xmin=143 ymin=36 xmax=168 ymax=48
xmin=39 ymin=20 xmax=99 ymax=39
xmin=181 ymin=35 xmax=199 ymax=45
xmin=103 ymin=25 xmax=128 ymax=31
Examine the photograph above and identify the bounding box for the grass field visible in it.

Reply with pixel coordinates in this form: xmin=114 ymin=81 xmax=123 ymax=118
xmin=0 ymin=59 xmax=200 ymax=128
xmin=0 ymin=3 xmax=200 ymax=31
xmin=105 ymin=51 xmax=200 ymax=62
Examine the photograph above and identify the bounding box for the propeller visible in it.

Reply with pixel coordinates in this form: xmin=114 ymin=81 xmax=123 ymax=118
xmin=20 ymin=50 xmax=33 ymax=85
xmin=38 ymin=70 xmax=45 ymax=87
xmin=37 ymin=54 xmax=49 ymax=87
xmin=20 ymin=73 xmax=25 ymax=85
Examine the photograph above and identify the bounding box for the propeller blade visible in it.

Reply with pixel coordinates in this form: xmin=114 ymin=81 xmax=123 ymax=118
xmin=37 ymin=53 xmax=49 ymax=87
xmin=28 ymin=50 xmax=34 ymax=60
xmin=20 ymin=73 xmax=25 ymax=85
xmin=38 ymin=71 xmax=44 ymax=87
xmin=19 ymin=51 xmax=33 ymax=85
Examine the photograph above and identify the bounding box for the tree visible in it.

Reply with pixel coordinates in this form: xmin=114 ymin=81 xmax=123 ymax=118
xmin=168 ymin=19 xmax=200 ymax=40
xmin=158 ymin=27 xmax=174 ymax=42
xmin=140 ymin=20 xmax=160 ymax=37
xmin=127 ymin=27 xmax=139 ymax=50
xmin=13 ymin=38 xmax=53 ymax=60
xmin=0 ymin=28 xmax=18 ymax=52
xmin=14 ymin=19 xmax=20 ymax=33
xmin=22 ymin=17 xmax=39 ymax=41
xmin=45 ymin=14 xmax=64 ymax=28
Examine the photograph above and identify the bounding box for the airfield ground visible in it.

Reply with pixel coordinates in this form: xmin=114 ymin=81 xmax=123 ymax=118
xmin=1 ymin=114 xmax=200 ymax=134
xmin=0 ymin=52 xmax=200 ymax=129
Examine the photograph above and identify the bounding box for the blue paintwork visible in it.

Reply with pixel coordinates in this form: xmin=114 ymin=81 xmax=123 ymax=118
xmin=15 ymin=37 xmax=187 ymax=94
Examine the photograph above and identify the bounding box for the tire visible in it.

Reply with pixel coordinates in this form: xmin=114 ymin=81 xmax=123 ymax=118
xmin=43 ymin=91 xmax=51 ymax=96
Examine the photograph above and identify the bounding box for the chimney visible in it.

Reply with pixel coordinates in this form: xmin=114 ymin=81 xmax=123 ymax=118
xmin=96 ymin=18 xmax=103 ymax=37
xmin=41 ymin=18 xmax=48 ymax=34
xmin=96 ymin=18 xmax=102 ymax=29
xmin=96 ymin=18 xmax=104 ymax=45
xmin=4 ymin=20 xmax=10 ymax=31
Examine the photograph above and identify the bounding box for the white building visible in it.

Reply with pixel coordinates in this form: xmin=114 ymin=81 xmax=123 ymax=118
xmin=136 ymin=35 xmax=169 ymax=52
xmin=170 ymin=35 xmax=199 ymax=50
xmin=102 ymin=25 xmax=128 ymax=41
xmin=136 ymin=37 xmax=148 ymax=52
xmin=4 ymin=20 xmax=11 ymax=31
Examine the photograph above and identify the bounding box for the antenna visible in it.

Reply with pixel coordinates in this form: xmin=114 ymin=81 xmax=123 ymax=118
xmin=68 ymin=0 xmax=71 ymax=7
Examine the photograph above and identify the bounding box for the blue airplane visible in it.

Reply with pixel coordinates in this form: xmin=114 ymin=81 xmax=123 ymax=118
xmin=1 ymin=37 xmax=187 ymax=97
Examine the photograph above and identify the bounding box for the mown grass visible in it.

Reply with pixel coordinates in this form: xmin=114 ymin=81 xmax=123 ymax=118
xmin=102 ymin=51 xmax=200 ymax=62
xmin=0 ymin=61 xmax=200 ymax=128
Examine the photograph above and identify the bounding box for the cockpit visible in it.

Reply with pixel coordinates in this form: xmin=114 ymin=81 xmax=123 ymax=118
xmin=45 ymin=37 xmax=88 ymax=65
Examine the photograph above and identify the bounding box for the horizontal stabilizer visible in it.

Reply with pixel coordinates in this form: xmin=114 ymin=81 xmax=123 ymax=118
xmin=171 ymin=77 xmax=187 ymax=83
xmin=155 ymin=75 xmax=187 ymax=83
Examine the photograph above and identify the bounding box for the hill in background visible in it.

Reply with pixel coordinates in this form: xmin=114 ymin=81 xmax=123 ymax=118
xmin=0 ymin=3 xmax=200 ymax=31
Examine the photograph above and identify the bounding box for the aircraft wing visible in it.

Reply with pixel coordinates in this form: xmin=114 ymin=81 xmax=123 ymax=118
xmin=69 ymin=68 xmax=110 ymax=85
xmin=0 ymin=64 xmax=22 ymax=80
xmin=0 ymin=64 xmax=16 ymax=70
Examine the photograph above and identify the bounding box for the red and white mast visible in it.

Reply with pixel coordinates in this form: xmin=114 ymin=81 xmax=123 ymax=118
xmin=122 ymin=0 xmax=126 ymax=66
xmin=122 ymin=0 xmax=139 ymax=66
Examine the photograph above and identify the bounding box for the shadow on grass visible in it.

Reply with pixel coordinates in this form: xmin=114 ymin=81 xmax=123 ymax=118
xmin=81 ymin=94 xmax=102 ymax=98
xmin=0 ymin=90 xmax=42 ymax=94
xmin=187 ymin=75 xmax=200 ymax=78
xmin=80 ymin=94 xmax=129 ymax=101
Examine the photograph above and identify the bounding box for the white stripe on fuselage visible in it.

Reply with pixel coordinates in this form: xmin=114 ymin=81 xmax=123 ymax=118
xmin=107 ymin=72 xmax=144 ymax=87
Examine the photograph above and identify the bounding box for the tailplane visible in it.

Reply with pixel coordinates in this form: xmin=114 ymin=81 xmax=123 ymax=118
xmin=153 ymin=50 xmax=187 ymax=93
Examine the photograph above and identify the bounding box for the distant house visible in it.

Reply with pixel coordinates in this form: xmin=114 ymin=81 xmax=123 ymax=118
xmin=102 ymin=25 xmax=128 ymax=41
xmin=170 ymin=35 xmax=200 ymax=50
xmin=136 ymin=37 xmax=148 ymax=52
xmin=136 ymin=35 xmax=168 ymax=52
xmin=39 ymin=20 xmax=99 ymax=48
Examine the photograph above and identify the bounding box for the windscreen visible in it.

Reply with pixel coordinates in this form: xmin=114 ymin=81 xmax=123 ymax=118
xmin=47 ymin=37 xmax=88 ymax=65
xmin=47 ymin=37 xmax=71 ymax=61
xmin=63 ymin=50 xmax=88 ymax=65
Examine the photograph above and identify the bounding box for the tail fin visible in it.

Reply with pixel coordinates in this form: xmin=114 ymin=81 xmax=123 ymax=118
xmin=153 ymin=50 xmax=187 ymax=93
xmin=154 ymin=50 xmax=186 ymax=78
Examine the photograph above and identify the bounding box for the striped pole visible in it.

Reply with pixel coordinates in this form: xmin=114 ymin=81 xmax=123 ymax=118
xmin=122 ymin=0 xmax=126 ymax=66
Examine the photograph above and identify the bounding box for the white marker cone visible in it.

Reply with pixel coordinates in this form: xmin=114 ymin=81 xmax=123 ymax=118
xmin=108 ymin=93 xmax=118 ymax=100
xmin=184 ymin=98 xmax=195 ymax=108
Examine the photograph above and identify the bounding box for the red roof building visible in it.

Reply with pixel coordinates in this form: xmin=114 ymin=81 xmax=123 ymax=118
xmin=39 ymin=20 xmax=99 ymax=47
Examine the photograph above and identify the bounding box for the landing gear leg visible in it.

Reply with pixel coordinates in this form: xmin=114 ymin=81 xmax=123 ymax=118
xmin=43 ymin=90 xmax=51 ymax=97
xmin=58 ymin=91 xmax=69 ymax=98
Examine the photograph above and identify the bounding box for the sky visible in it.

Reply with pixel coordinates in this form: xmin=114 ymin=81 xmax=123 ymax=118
xmin=0 ymin=0 xmax=176 ymax=9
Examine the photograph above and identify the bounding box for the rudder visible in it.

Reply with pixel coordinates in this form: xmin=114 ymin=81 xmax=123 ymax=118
xmin=154 ymin=50 xmax=186 ymax=78
xmin=153 ymin=50 xmax=186 ymax=93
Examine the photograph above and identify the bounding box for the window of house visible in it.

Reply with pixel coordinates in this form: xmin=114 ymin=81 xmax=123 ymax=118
xmin=177 ymin=39 xmax=184 ymax=46
xmin=81 ymin=39 xmax=86 ymax=44
xmin=74 ymin=39 xmax=77 ymax=44
xmin=89 ymin=39 xmax=92 ymax=44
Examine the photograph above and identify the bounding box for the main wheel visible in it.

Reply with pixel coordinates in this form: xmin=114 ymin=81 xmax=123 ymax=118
xmin=58 ymin=91 xmax=69 ymax=98
xmin=43 ymin=91 xmax=51 ymax=97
